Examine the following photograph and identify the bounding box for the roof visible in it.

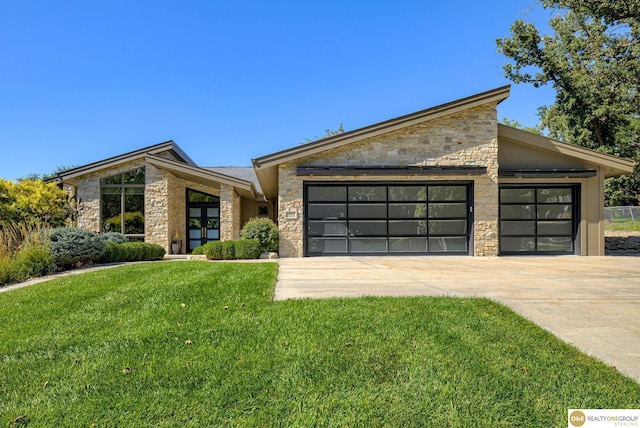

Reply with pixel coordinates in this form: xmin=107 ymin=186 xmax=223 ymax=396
xmin=252 ymin=85 xmax=512 ymax=198
xmin=497 ymin=125 xmax=635 ymax=178
xmin=48 ymin=141 xmax=259 ymax=199
xmin=48 ymin=140 xmax=196 ymax=185
xmin=204 ymin=167 xmax=262 ymax=194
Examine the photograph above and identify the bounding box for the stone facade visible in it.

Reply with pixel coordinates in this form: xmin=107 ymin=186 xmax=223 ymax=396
xmin=277 ymin=103 xmax=499 ymax=257
xmin=220 ymin=184 xmax=241 ymax=241
xmin=74 ymin=159 xmax=229 ymax=254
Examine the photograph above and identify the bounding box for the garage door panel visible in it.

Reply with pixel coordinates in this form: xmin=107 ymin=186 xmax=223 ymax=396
xmin=349 ymin=204 xmax=386 ymax=218
xmin=305 ymin=183 xmax=471 ymax=256
xmin=389 ymin=237 xmax=427 ymax=252
xmin=499 ymin=185 xmax=577 ymax=255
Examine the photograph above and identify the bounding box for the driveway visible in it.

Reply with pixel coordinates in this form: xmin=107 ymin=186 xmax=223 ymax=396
xmin=275 ymin=256 xmax=640 ymax=382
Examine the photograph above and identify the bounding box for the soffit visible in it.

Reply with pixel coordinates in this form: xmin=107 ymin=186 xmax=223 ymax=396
xmin=497 ymin=125 xmax=635 ymax=178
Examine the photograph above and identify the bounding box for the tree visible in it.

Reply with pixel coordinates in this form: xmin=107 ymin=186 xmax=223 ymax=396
xmin=496 ymin=1 xmax=640 ymax=205
xmin=501 ymin=117 xmax=545 ymax=135
xmin=0 ymin=178 xmax=74 ymax=227
xmin=303 ymin=123 xmax=345 ymax=143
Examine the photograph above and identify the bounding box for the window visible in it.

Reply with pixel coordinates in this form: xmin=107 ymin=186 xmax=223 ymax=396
xmin=101 ymin=168 xmax=145 ymax=239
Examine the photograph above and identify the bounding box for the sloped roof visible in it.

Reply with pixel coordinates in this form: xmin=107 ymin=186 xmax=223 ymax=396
xmin=204 ymin=167 xmax=262 ymax=194
xmin=252 ymin=85 xmax=512 ymax=198
xmin=49 ymin=140 xmax=195 ymax=185
xmin=497 ymin=124 xmax=634 ymax=178
xmin=48 ymin=141 xmax=259 ymax=199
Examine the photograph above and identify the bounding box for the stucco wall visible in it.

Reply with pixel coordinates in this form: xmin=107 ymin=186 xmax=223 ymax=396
xmin=277 ymin=103 xmax=500 ymax=257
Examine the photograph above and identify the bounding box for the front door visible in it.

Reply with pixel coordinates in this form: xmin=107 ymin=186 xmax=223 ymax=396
xmin=187 ymin=189 xmax=220 ymax=252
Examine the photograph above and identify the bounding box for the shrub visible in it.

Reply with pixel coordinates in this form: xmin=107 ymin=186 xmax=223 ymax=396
xmin=101 ymin=241 xmax=125 ymax=263
xmin=14 ymin=245 xmax=56 ymax=279
xmin=202 ymin=241 xmax=223 ymax=260
xmin=0 ymin=257 xmax=18 ymax=286
xmin=112 ymin=242 xmax=166 ymax=262
xmin=49 ymin=227 xmax=106 ymax=268
xmin=234 ymin=239 xmax=262 ymax=259
xmin=191 ymin=245 xmax=204 ymax=255
xmin=102 ymin=232 xmax=128 ymax=244
xmin=221 ymin=241 xmax=236 ymax=260
xmin=120 ymin=242 xmax=144 ymax=261
xmin=240 ymin=218 xmax=279 ymax=252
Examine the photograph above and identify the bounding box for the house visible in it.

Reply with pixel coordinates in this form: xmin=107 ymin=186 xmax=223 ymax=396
xmin=51 ymin=85 xmax=634 ymax=257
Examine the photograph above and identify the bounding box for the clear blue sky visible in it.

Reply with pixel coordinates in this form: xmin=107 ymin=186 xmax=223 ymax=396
xmin=1 ymin=0 xmax=558 ymax=181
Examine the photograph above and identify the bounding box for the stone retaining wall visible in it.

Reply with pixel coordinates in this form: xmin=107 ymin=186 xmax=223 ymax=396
xmin=605 ymin=236 xmax=640 ymax=255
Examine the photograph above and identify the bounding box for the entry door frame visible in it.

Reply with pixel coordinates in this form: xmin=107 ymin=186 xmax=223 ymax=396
xmin=186 ymin=188 xmax=220 ymax=253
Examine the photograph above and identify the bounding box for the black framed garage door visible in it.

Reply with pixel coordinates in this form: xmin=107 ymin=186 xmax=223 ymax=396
xmin=499 ymin=185 xmax=579 ymax=255
xmin=305 ymin=182 xmax=472 ymax=256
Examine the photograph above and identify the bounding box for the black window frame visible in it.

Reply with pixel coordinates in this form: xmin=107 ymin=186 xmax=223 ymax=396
xmin=100 ymin=167 xmax=145 ymax=240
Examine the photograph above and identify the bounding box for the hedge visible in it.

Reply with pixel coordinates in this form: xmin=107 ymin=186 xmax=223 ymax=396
xmin=193 ymin=239 xmax=262 ymax=260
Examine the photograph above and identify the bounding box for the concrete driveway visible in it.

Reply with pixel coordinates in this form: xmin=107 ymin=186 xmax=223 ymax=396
xmin=275 ymin=256 xmax=640 ymax=382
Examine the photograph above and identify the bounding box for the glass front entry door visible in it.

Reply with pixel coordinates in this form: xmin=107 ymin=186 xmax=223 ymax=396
xmin=187 ymin=189 xmax=220 ymax=252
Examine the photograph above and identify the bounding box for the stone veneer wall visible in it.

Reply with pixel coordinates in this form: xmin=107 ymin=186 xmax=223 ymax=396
xmin=220 ymin=184 xmax=241 ymax=241
xmin=277 ymin=103 xmax=499 ymax=257
xmin=76 ymin=160 xmax=147 ymax=233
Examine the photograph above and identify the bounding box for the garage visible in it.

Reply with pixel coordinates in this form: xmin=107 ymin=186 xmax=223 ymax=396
xmin=499 ymin=185 xmax=578 ymax=255
xmin=305 ymin=182 xmax=472 ymax=256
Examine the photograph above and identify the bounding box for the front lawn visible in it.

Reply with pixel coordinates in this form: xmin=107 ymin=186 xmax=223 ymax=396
xmin=0 ymin=262 xmax=638 ymax=426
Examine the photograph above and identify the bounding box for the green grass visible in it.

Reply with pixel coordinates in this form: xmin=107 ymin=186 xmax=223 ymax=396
xmin=605 ymin=220 xmax=640 ymax=232
xmin=0 ymin=262 xmax=638 ymax=427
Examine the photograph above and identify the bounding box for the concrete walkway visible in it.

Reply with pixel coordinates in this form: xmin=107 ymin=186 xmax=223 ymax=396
xmin=275 ymin=256 xmax=640 ymax=382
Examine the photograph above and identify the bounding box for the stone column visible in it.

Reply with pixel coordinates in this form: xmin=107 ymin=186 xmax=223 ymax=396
xmin=220 ymin=184 xmax=240 ymax=240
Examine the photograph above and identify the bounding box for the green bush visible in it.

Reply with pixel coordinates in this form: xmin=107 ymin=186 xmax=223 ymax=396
xmin=108 ymin=242 xmax=165 ymax=262
xmin=120 ymin=242 xmax=144 ymax=261
xmin=234 ymin=239 xmax=262 ymax=259
xmin=240 ymin=218 xmax=279 ymax=252
xmin=101 ymin=241 xmax=125 ymax=263
xmin=14 ymin=245 xmax=56 ymax=279
xmin=102 ymin=232 xmax=128 ymax=244
xmin=49 ymin=227 xmax=106 ymax=268
xmin=191 ymin=246 xmax=204 ymax=255
xmin=202 ymin=241 xmax=223 ymax=260
xmin=0 ymin=257 xmax=18 ymax=286
xmin=221 ymin=241 xmax=236 ymax=260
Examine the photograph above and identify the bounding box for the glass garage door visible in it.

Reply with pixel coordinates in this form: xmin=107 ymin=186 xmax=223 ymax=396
xmin=305 ymin=183 xmax=472 ymax=256
xmin=499 ymin=186 xmax=578 ymax=255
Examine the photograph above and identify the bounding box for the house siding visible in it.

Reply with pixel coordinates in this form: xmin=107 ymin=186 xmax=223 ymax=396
xmin=277 ymin=103 xmax=499 ymax=257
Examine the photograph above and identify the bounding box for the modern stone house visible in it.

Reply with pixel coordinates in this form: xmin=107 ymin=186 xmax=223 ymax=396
xmin=52 ymin=85 xmax=634 ymax=257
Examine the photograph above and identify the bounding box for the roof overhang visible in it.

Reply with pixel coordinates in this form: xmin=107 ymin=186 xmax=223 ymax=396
xmin=146 ymin=155 xmax=257 ymax=199
xmin=48 ymin=140 xmax=197 ymax=186
xmin=254 ymin=85 xmax=511 ymax=198
xmin=498 ymin=125 xmax=635 ymax=178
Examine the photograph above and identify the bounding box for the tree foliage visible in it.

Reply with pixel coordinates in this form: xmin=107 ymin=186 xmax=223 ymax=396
xmin=496 ymin=0 xmax=640 ymax=205
xmin=0 ymin=178 xmax=74 ymax=227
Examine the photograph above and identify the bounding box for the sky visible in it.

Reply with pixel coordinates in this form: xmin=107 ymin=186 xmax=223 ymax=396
xmin=0 ymin=1 xmax=559 ymax=181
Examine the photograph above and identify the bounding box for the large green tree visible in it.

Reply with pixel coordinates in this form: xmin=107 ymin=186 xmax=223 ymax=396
xmin=496 ymin=0 xmax=640 ymax=205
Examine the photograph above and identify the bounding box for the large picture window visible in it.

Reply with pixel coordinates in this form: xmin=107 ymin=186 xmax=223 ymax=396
xmin=101 ymin=168 xmax=145 ymax=239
